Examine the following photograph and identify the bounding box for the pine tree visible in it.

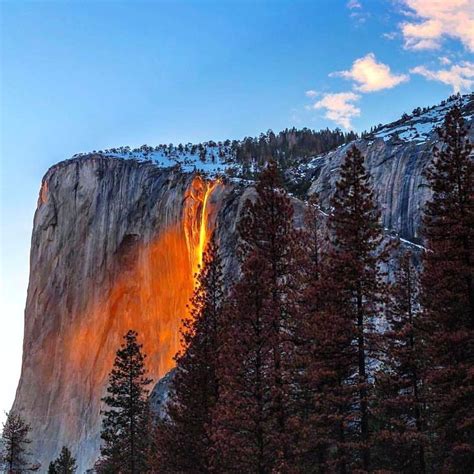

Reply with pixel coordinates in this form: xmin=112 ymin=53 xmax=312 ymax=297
xmin=0 ymin=411 xmax=39 ymax=472
xmin=295 ymin=227 xmax=362 ymax=473
xmin=210 ymin=162 xmax=301 ymax=472
xmin=154 ymin=237 xmax=224 ymax=472
xmin=48 ymin=446 xmax=77 ymax=474
xmin=290 ymin=193 xmax=330 ymax=470
xmin=374 ymin=250 xmax=427 ymax=472
xmin=96 ymin=330 xmax=152 ymax=474
xmin=420 ymin=105 xmax=474 ymax=472
xmin=320 ymin=145 xmax=386 ymax=471
xmin=211 ymin=252 xmax=273 ymax=472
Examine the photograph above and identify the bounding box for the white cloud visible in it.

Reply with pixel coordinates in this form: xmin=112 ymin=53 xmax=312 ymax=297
xmin=347 ymin=0 xmax=362 ymax=9
xmin=399 ymin=0 xmax=474 ymax=52
xmin=312 ymin=92 xmax=361 ymax=129
xmin=350 ymin=11 xmax=369 ymax=24
xmin=332 ymin=53 xmax=409 ymax=92
xmin=305 ymin=90 xmax=318 ymax=98
xmin=410 ymin=61 xmax=474 ymax=92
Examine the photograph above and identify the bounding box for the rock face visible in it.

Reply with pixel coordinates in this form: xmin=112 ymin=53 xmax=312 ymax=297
xmin=12 ymin=98 xmax=473 ymax=472
xmin=12 ymin=156 xmax=236 ymax=472
xmin=308 ymin=138 xmax=433 ymax=241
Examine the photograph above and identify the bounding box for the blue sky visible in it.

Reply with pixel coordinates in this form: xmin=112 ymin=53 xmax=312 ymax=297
xmin=1 ymin=0 xmax=473 ymax=418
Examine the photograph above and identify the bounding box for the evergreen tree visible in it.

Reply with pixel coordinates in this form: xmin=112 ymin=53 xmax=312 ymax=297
xmin=211 ymin=252 xmax=272 ymax=473
xmin=296 ymin=226 xmax=360 ymax=473
xmin=0 ymin=411 xmax=39 ymax=472
xmin=48 ymin=446 xmax=77 ymax=474
xmin=290 ymin=193 xmax=329 ymax=470
xmin=374 ymin=251 xmax=427 ymax=472
xmin=96 ymin=330 xmax=152 ymax=474
xmin=210 ymin=162 xmax=301 ymax=472
xmin=233 ymin=128 xmax=357 ymax=184
xmin=317 ymin=145 xmax=386 ymax=471
xmin=154 ymin=237 xmax=224 ymax=472
xmin=420 ymin=106 xmax=474 ymax=471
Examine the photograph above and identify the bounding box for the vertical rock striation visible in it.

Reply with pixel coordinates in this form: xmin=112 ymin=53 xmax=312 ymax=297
xmin=308 ymin=138 xmax=433 ymax=240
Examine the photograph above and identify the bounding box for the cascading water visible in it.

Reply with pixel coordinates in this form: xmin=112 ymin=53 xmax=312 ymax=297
xmin=184 ymin=175 xmax=221 ymax=286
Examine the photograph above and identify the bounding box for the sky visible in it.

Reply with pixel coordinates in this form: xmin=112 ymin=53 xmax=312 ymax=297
xmin=1 ymin=0 xmax=473 ymax=422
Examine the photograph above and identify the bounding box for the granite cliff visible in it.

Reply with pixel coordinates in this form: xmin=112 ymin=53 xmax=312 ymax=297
xmin=12 ymin=157 xmax=237 ymax=471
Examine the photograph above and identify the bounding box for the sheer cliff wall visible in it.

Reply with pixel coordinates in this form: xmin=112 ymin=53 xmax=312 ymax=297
xmin=12 ymin=156 xmax=235 ymax=472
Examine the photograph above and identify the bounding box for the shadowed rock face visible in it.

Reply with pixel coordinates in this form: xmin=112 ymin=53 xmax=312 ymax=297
xmin=12 ymin=110 xmax=473 ymax=471
xmin=308 ymin=117 xmax=473 ymax=243
xmin=307 ymin=138 xmax=433 ymax=241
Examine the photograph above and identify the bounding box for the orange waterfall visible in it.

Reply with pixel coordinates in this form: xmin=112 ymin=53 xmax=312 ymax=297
xmin=184 ymin=176 xmax=221 ymax=284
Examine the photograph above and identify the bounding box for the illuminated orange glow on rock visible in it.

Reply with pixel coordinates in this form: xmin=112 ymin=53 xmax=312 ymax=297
xmin=38 ymin=180 xmax=48 ymax=205
xmin=66 ymin=175 xmax=222 ymax=394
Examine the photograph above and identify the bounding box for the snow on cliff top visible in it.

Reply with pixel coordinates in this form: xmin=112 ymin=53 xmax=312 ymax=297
xmin=371 ymin=93 xmax=473 ymax=144
xmin=73 ymin=143 xmax=236 ymax=177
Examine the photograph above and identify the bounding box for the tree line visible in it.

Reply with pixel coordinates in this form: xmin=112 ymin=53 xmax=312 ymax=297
xmin=90 ymin=127 xmax=356 ymax=170
xmin=2 ymin=106 xmax=472 ymax=473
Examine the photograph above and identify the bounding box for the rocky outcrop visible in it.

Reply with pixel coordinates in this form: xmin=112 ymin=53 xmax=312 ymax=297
xmin=307 ymin=138 xmax=432 ymax=241
xmin=149 ymin=369 xmax=175 ymax=420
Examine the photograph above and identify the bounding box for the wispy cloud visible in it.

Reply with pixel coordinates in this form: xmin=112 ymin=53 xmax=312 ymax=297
xmin=410 ymin=61 xmax=474 ymax=92
xmin=346 ymin=0 xmax=370 ymax=25
xmin=383 ymin=31 xmax=398 ymax=40
xmin=331 ymin=53 xmax=409 ymax=92
xmin=311 ymin=92 xmax=361 ymax=129
xmin=399 ymin=0 xmax=474 ymax=52
xmin=305 ymin=90 xmax=318 ymax=98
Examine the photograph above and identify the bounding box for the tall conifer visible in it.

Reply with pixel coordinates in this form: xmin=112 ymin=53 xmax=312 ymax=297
xmin=374 ymin=251 xmax=427 ymax=472
xmin=290 ymin=193 xmax=330 ymax=470
xmin=211 ymin=162 xmax=300 ymax=472
xmin=420 ymin=105 xmax=474 ymax=471
xmin=96 ymin=330 xmax=152 ymax=473
xmin=323 ymin=145 xmax=385 ymax=471
xmin=0 ymin=411 xmax=39 ymax=472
